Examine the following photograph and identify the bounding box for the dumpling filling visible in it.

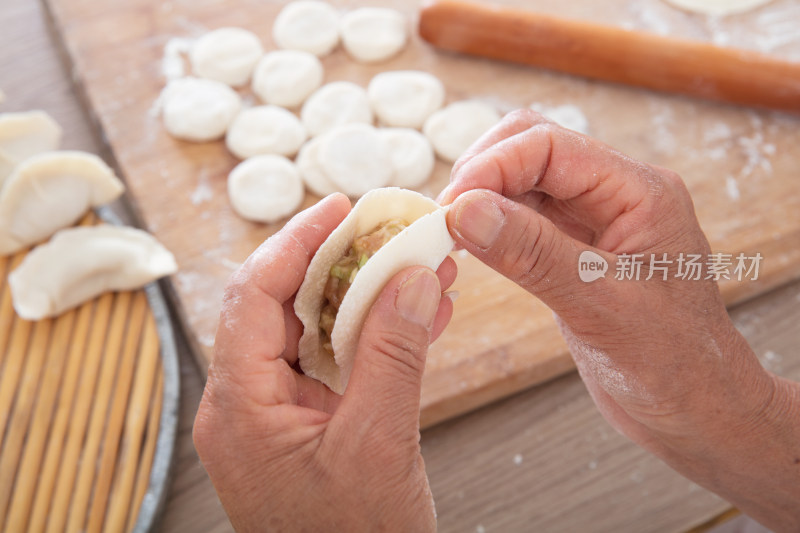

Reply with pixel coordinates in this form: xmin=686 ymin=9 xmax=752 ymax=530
xmin=319 ymin=218 xmax=409 ymax=356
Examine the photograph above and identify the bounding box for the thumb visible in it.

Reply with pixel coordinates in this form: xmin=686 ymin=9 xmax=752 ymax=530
xmin=447 ymin=189 xmax=612 ymax=315
xmin=338 ymin=267 xmax=441 ymax=440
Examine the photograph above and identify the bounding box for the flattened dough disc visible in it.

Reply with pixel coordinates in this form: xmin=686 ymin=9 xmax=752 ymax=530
xmin=662 ymin=0 xmax=772 ymax=16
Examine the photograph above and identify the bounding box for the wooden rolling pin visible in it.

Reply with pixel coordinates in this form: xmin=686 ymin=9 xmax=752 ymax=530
xmin=419 ymin=0 xmax=800 ymax=113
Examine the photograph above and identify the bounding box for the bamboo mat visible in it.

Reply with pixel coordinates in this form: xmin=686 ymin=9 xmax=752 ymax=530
xmin=0 ymin=213 xmax=173 ymax=532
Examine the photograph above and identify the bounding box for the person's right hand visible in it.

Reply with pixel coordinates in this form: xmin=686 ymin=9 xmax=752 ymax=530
xmin=440 ymin=109 xmax=800 ymax=532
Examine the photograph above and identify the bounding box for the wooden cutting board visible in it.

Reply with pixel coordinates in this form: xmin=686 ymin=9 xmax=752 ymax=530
xmin=43 ymin=0 xmax=800 ymax=427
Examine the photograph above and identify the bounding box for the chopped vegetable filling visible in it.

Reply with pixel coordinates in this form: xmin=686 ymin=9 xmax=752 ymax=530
xmin=319 ymin=218 xmax=409 ymax=356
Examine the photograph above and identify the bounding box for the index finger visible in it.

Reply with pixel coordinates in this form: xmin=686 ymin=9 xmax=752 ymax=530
xmin=449 ymin=109 xmax=553 ymax=180
xmin=440 ymin=109 xmax=659 ymax=232
xmin=215 ymin=193 xmax=352 ymax=366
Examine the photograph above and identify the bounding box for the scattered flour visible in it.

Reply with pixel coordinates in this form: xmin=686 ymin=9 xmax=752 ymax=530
xmin=738 ymin=128 xmax=773 ymax=178
xmin=703 ymin=121 xmax=732 ymax=143
xmin=530 ymin=103 xmax=590 ymax=135
xmin=568 ymin=335 xmax=656 ymax=402
xmin=190 ymin=169 xmax=213 ymax=205
xmin=148 ymin=92 xmax=164 ymax=119
xmin=752 ymin=4 xmax=800 ymax=57
xmin=513 ymin=453 xmax=523 ymax=465
xmin=706 ymin=146 xmax=727 ymax=160
xmin=725 ymin=176 xmax=740 ymax=201
xmin=706 ymin=16 xmax=731 ymax=47
xmin=647 ymin=100 xmax=677 ymax=155
xmin=218 ymin=257 xmax=242 ymax=271
xmin=720 ymin=3 xmax=800 ymax=59
xmin=162 ymin=37 xmax=194 ymax=81
xmin=629 ymin=1 xmax=800 ymax=60
xmin=627 ymin=2 xmax=673 ymax=35
xmin=173 ymin=17 xmax=209 ymax=38
xmin=760 ymin=350 xmax=784 ymax=373
xmin=698 ymin=114 xmax=776 ymax=182
xmin=701 ymin=122 xmax=733 ymax=160
xmin=198 ymin=332 xmax=216 ymax=348
xmin=202 ymin=249 xmax=243 ymax=272
xmin=174 ymin=269 xmax=225 ymax=348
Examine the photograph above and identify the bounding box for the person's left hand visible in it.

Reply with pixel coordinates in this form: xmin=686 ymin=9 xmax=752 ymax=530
xmin=193 ymin=193 xmax=457 ymax=532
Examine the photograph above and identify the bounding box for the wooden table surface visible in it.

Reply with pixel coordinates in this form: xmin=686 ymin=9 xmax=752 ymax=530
xmin=2 ymin=0 xmax=798 ymax=531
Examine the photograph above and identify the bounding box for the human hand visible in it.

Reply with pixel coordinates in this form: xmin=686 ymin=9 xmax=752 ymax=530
xmin=440 ymin=110 xmax=799 ymax=531
xmin=193 ymin=194 xmax=456 ymax=532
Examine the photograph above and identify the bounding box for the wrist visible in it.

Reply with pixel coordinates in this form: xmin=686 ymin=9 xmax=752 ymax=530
xmin=643 ymin=325 xmax=800 ymax=531
xmin=646 ymin=320 xmax=774 ymax=449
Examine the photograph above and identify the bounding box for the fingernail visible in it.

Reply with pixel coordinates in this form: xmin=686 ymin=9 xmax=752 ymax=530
xmin=444 ymin=290 xmax=460 ymax=303
xmin=455 ymin=195 xmax=504 ymax=248
xmin=396 ymin=269 xmax=440 ymax=327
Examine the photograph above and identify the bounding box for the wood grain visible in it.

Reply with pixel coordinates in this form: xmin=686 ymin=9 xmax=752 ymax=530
xmin=84 ymin=293 xmax=147 ymax=533
xmin=6 ymin=0 xmax=794 ymax=530
xmin=46 ymin=293 xmax=114 ymax=533
xmin=419 ymin=0 xmax=800 ymax=112
xmin=128 ymin=369 xmax=164 ymax=532
xmin=106 ymin=314 xmax=161 ymax=532
xmin=42 ymin=0 xmax=800 ymax=428
xmin=27 ymin=302 xmax=93 ymax=532
xmin=422 ymin=280 xmax=800 ymax=532
xmin=5 ymin=308 xmax=75 ymax=530
xmin=0 ymin=222 xmax=165 ymax=531
xmin=0 ymin=318 xmax=51 ymax=515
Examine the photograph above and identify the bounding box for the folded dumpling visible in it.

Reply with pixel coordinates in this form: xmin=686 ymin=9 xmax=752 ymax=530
xmin=0 ymin=111 xmax=62 ymax=186
xmin=9 ymin=224 xmax=177 ymax=320
xmin=295 ymin=188 xmax=454 ymax=394
xmin=0 ymin=151 xmax=124 ymax=255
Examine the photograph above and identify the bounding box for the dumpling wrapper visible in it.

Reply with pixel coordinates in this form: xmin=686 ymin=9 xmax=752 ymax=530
xmin=9 ymin=224 xmax=178 ymax=320
xmin=0 ymin=151 xmax=124 ymax=255
xmin=0 ymin=110 xmax=63 ymax=186
xmin=295 ymin=188 xmax=454 ymax=394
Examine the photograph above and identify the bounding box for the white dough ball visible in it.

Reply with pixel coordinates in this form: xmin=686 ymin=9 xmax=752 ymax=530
xmin=301 ymin=81 xmax=373 ymax=137
xmin=226 ymin=106 xmax=307 ymax=159
xmin=162 ymin=77 xmax=242 ymax=142
xmin=368 ymin=70 xmax=445 ymax=129
xmin=252 ymin=50 xmax=324 ymax=108
xmin=272 ymin=1 xmax=340 ymax=57
xmin=380 ymin=128 xmax=435 ymax=189
xmin=423 ymin=101 xmax=501 ymax=163
xmin=317 ymin=124 xmax=391 ymax=197
xmin=227 ymin=155 xmax=305 ymax=223
xmin=340 ymin=7 xmax=407 ymax=63
xmin=190 ymin=27 xmax=264 ymax=87
xmin=296 ymin=135 xmax=338 ymax=197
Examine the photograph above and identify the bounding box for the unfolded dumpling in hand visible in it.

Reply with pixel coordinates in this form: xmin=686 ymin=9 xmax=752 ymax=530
xmin=9 ymin=224 xmax=178 ymax=320
xmin=294 ymin=188 xmax=454 ymax=394
xmin=0 ymin=151 xmax=124 ymax=255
